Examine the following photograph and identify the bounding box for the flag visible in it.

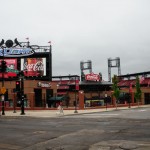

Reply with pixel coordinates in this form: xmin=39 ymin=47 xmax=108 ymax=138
xmin=26 ymin=37 xmax=29 ymax=40
xmin=48 ymin=41 xmax=51 ymax=44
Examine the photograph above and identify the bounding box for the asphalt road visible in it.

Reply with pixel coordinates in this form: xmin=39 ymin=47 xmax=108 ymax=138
xmin=0 ymin=107 xmax=150 ymax=150
xmin=64 ymin=107 xmax=150 ymax=119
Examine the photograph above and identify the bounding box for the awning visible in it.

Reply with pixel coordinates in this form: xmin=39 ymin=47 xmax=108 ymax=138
xmin=118 ymin=78 xmax=150 ymax=87
xmin=58 ymin=86 xmax=69 ymax=89
xmin=57 ymin=92 xmax=67 ymax=95
xmin=48 ymin=96 xmax=65 ymax=101
xmin=0 ymin=72 xmax=17 ymax=78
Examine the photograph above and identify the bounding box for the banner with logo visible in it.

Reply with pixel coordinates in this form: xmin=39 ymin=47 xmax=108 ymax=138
xmin=0 ymin=59 xmax=18 ymax=78
xmin=85 ymin=72 xmax=100 ymax=81
xmin=37 ymin=82 xmax=51 ymax=88
xmin=21 ymin=58 xmax=46 ymax=76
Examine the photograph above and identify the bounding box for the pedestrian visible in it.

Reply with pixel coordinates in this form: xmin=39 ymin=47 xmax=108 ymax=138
xmin=56 ymin=102 xmax=64 ymax=116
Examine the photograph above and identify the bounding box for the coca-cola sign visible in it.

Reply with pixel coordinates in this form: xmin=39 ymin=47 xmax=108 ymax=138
xmin=21 ymin=58 xmax=46 ymax=76
xmin=85 ymin=73 xmax=100 ymax=81
xmin=23 ymin=61 xmax=44 ymax=72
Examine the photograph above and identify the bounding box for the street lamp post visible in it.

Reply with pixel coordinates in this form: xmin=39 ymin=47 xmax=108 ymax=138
xmin=13 ymin=91 xmax=16 ymax=113
xmin=74 ymin=89 xmax=78 ymax=113
xmin=105 ymin=93 xmax=108 ymax=111
xmin=55 ymin=84 xmax=59 ymax=107
xmin=1 ymin=95 xmax=5 ymax=115
xmin=129 ymin=83 xmax=132 ymax=108
xmin=1 ymin=50 xmax=6 ymax=115
xmin=20 ymin=71 xmax=25 ymax=115
xmin=74 ymin=76 xmax=78 ymax=113
xmin=0 ymin=39 xmax=14 ymax=115
xmin=1 ymin=72 xmax=5 ymax=115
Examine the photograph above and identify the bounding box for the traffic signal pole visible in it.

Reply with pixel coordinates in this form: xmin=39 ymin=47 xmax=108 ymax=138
xmin=1 ymin=70 xmax=5 ymax=115
xmin=1 ymin=52 xmax=6 ymax=115
xmin=20 ymin=72 xmax=25 ymax=115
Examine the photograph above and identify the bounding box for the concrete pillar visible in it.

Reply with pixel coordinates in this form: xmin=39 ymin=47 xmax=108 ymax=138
xmin=111 ymin=91 xmax=115 ymax=106
xmin=78 ymin=90 xmax=84 ymax=109
xmin=141 ymin=92 xmax=144 ymax=105
xmin=131 ymin=92 xmax=134 ymax=105
xmin=28 ymin=92 xmax=35 ymax=109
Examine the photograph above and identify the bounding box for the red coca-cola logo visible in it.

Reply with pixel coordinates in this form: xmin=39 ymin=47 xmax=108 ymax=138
xmin=23 ymin=61 xmax=44 ymax=71
xmin=85 ymin=73 xmax=100 ymax=81
xmin=34 ymin=61 xmax=44 ymax=71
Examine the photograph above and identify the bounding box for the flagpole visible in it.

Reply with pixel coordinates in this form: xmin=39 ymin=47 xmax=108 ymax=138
xmin=48 ymin=41 xmax=52 ymax=81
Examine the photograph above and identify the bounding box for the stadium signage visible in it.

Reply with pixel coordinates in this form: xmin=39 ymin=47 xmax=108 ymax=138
xmin=0 ymin=48 xmax=34 ymax=57
xmin=37 ymin=82 xmax=51 ymax=88
xmin=85 ymin=72 xmax=100 ymax=81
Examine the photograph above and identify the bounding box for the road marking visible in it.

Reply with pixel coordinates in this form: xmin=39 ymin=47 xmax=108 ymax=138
xmin=85 ymin=114 xmax=119 ymax=116
xmin=84 ymin=114 xmax=119 ymax=116
xmin=65 ymin=113 xmax=120 ymax=118
xmin=138 ymin=109 xmax=146 ymax=112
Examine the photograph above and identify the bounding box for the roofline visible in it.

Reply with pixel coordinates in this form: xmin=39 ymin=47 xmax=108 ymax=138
xmin=52 ymin=75 xmax=80 ymax=79
xmin=118 ymin=71 xmax=150 ymax=78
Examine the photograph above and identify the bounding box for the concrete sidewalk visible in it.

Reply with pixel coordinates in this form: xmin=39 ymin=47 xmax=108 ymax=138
xmin=1 ymin=105 xmax=150 ymax=118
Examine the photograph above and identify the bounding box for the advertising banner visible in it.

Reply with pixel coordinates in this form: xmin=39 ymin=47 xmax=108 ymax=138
xmin=85 ymin=72 xmax=100 ymax=81
xmin=0 ymin=48 xmax=34 ymax=57
xmin=37 ymin=82 xmax=51 ymax=88
xmin=0 ymin=59 xmax=18 ymax=78
xmin=21 ymin=58 xmax=46 ymax=76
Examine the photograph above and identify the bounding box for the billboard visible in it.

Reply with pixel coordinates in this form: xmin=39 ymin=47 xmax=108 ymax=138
xmin=0 ymin=59 xmax=18 ymax=78
xmin=0 ymin=48 xmax=34 ymax=57
xmin=21 ymin=58 xmax=46 ymax=76
xmin=85 ymin=72 xmax=100 ymax=82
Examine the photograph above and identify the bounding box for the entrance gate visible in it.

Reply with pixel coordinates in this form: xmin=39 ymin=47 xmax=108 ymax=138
xmin=144 ymin=93 xmax=150 ymax=104
xmin=34 ymin=89 xmax=42 ymax=107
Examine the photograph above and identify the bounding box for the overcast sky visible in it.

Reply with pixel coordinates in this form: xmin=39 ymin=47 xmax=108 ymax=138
xmin=1 ymin=0 xmax=150 ymax=80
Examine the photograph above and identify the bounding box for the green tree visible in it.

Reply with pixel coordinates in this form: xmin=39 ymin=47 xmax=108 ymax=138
xmin=135 ymin=76 xmax=142 ymax=107
xmin=112 ymin=75 xmax=120 ymax=109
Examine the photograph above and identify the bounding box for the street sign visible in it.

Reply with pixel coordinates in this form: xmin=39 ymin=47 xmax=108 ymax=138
xmin=1 ymin=95 xmax=4 ymax=101
xmin=1 ymin=87 xmax=6 ymax=94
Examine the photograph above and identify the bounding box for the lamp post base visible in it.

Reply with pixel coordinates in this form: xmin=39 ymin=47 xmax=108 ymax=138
xmin=20 ymin=105 xmax=25 ymax=115
xmin=2 ymin=101 xmax=5 ymax=115
xmin=1 ymin=95 xmax=5 ymax=115
xmin=74 ymin=110 xmax=78 ymax=113
xmin=20 ymin=113 xmax=25 ymax=115
xmin=2 ymin=112 xmax=5 ymax=115
xmin=128 ymin=102 xmax=131 ymax=108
